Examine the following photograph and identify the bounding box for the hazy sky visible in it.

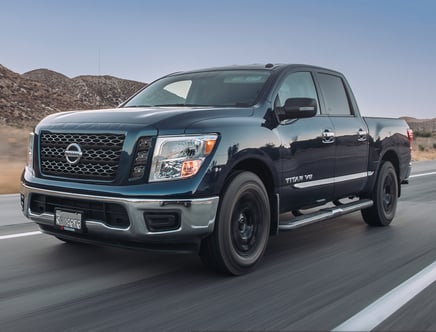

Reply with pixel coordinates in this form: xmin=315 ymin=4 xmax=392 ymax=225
xmin=1 ymin=0 xmax=435 ymax=119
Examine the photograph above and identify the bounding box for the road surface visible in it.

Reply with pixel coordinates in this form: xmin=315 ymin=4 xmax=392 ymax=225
xmin=0 ymin=161 xmax=435 ymax=331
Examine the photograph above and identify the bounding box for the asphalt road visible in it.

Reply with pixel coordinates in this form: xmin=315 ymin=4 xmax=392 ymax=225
xmin=0 ymin=161 xmax=435 ymax=331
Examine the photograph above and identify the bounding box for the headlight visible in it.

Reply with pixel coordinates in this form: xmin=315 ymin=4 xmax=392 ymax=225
xmin=149 ymin=134 xmax=218 ymax=182
xmin=26 ymin=133 xmax=35 ymax=174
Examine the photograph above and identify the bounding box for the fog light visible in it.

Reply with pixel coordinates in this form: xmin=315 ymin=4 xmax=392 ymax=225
xmin=144 ymin=212 xmax=180 ymax=232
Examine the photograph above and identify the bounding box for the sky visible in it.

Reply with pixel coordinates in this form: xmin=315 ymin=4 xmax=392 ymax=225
xmin=1 ymin=0 xmax=435 ymax=119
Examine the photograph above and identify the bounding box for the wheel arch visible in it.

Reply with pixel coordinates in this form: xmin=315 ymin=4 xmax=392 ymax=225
xmin=364 ymin=148 xmax=402 ymax=198
xmin=222 ymin=157 xmax=280 ymax=236
xmin=380 ymin=149 xmax=401 ymax=197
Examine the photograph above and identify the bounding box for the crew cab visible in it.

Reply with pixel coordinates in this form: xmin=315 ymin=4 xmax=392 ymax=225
xmin=21 ymin=64 xmax=412 ymax=275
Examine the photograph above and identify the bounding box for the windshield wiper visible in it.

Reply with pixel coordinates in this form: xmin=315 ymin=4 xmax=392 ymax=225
xmin=152 ymin=103 xmax=209 ymax=107
xmin=123 ymin=105 xmax=153 ymax=108
xmin=234 ymin=102 xmax=252 ymax=107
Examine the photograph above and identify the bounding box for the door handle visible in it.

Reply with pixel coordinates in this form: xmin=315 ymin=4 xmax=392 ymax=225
xmin=357 ymin=128 xmax=367 ymax=142
xmin=322 ymin=129 xmax=335 ymax=144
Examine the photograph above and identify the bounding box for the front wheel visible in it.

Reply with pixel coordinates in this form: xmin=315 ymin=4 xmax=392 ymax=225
xmin=200 ymin=172 xmax=270 ymax=275
xmin=362 ymin=161 xmax=398 ymax=226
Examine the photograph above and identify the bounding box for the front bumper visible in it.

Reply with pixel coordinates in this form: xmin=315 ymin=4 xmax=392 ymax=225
xmin=21 ymin=183 xmax=219 ymax=252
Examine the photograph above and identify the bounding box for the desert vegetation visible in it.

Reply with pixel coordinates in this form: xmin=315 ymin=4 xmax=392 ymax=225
xmin=411 ymin=131 xmax=436 ymax=161
xmin=0 ymin=126 xmax=29 ymax=194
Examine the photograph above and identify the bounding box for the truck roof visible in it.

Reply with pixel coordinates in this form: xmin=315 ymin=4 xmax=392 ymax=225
xmin=166 ymin=63 xmax=341 ymax=77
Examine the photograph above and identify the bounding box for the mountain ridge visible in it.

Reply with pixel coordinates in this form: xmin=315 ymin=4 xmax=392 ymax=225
xmin=0 ymin=64 xmax=146 ymax=127
xmin=1 ymin=64 xmax=435 ymax=133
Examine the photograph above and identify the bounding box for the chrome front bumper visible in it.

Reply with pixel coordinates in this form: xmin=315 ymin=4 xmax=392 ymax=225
xmin=21 ymin=183 xmax=219 ymax=248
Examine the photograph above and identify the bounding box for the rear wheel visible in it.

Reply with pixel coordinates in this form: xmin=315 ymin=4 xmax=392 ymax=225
xmin=362 ymin=161 xmax=398 ymax=226
xmin=200 ymin=172 xmax=270 ymax=275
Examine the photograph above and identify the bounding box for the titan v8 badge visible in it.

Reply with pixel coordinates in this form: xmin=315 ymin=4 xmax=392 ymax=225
xmin=285 ymin=174 xmax=313 ymax=184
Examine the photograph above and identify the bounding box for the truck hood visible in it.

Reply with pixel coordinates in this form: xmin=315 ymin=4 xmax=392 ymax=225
xmin=36 ymin=106 xmax=254 ymax=134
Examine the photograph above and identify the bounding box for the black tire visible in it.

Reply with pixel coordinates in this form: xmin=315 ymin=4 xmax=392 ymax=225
xmin=200 ymin=171 xmax=270 ymax=275
xmin=361 ymin=161 xmax=398 ymax=226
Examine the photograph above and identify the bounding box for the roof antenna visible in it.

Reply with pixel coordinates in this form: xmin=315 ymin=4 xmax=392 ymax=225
xmin=97 ymin=48 xmax=101 ymax=108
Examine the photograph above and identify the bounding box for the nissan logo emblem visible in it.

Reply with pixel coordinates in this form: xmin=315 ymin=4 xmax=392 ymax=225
xmin=64 ymin=143 xmax=83 ymax=165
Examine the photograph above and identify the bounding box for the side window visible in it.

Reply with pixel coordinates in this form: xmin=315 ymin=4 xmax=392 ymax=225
xmin=275 ymin=72 xmax=320 ymax=113
xmin=317 ymin=73 xmax=352 ymax=115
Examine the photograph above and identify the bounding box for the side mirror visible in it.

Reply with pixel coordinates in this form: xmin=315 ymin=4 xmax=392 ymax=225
xmin=276 ymin=98 xmax=317 ymax=122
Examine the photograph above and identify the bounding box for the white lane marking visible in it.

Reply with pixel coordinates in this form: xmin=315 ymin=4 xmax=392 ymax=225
xmin=332 ymin=261 xmax=436 ymax=332
xmin=409 ymin=171 xmax=436 ymax=178
xmin=0 ymin=231 xmax=42 ymax=240
xmin=0 ymin=194 xmax=20 ymax=198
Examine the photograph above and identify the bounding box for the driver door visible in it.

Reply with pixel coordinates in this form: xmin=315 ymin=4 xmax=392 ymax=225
xmin=275 ymin=71 xmax=335 ymax=213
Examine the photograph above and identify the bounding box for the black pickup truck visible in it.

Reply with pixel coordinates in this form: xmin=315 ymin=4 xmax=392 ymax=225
xmin=21 ymin=64 xmax=412 ymax=275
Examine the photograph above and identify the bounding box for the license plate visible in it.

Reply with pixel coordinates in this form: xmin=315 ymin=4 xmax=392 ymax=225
xmin=55 ymin=210 xmax=83 ymax=232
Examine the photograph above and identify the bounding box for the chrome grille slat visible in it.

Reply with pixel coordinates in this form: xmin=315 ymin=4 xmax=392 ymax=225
xmin=39 ymin=132 xmax=125 ymax=180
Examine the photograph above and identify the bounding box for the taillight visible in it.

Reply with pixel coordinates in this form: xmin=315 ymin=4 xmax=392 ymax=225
xmin=407 ymin=128 xmax=413 ymax=150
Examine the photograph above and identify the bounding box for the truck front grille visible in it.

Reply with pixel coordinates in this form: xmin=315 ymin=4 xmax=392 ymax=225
xmin=39 ymin=132 xmax=125 ymax=180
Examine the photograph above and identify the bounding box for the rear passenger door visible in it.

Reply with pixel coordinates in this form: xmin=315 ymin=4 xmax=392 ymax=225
xmin=316 ymin=72 xmax=369 ymax=198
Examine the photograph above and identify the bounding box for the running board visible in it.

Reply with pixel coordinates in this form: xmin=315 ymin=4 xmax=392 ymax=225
xmin=278 ymin=199 xmax=373 ymax=231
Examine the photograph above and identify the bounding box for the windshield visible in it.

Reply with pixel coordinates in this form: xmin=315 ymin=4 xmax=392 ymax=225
xmin=123 ymin=70 xmax=270 ymax=108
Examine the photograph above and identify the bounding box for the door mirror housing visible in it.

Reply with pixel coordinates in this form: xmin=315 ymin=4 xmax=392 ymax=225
xmin=276 ymin=98 xmax=317 ymax=122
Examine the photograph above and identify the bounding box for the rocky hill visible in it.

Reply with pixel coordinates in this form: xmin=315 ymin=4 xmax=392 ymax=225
xmin=401 ymin=117 xmax=436 ymax=134
xmin=1 ymin=63 xmax=435 ymax=132
xmin=0 ymin=64 xmax=146 ymax=127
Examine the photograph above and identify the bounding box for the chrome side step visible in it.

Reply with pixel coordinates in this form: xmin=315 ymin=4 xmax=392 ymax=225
xmin=278 ymin=199 xmax=373 ymax=231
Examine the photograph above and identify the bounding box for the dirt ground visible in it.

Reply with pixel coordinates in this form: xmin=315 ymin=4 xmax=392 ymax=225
xmin=0 ymin=126 xmax=29 ymax=194
xmin=412 ymin=136 xmax=436 ymax=161
xmin=0 ymin=125 xmax=435 ymax=194
xmin=0 ymin=161 xmax=25 ymax=194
